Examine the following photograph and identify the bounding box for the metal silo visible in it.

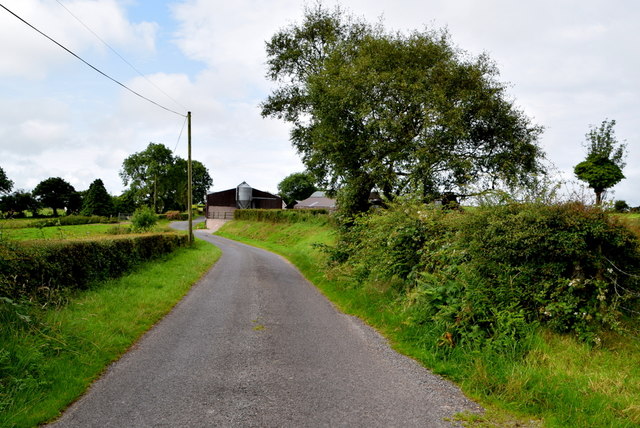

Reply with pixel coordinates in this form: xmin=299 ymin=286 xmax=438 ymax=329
xmin=236 ymin=181 xmax=252 ymax=209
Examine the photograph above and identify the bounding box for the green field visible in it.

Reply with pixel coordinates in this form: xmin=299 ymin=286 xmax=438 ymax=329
xmin=613 ymin=213 xmax=640 ymax=237
xmin=0 ymin=218 xmax=177 ymax=241
xmin=0 ymin=223 xmax=119 ymax=241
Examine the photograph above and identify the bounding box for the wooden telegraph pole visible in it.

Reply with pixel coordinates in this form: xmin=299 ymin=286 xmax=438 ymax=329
xmin=187 ymin=111 xmax=193 ymax=244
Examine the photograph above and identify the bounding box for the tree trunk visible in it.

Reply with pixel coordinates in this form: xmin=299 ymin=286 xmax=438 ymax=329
xmin=153 ymin=176 xmax=158 ymax=213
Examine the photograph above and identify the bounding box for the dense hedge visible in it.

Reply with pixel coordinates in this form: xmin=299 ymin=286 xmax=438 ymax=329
xmin=0 ymin=233 xmax=188 ymax=302
xmin=332 ymin=202 xmax=640 ymax=347
xmin=234 ymin=209 xmax=330 ymax=224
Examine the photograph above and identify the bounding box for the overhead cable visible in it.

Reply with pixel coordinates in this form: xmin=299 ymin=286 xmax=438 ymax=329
xmin=0 ymin=2 xmax=186 ymax=118
xmin=174 ymin=114 xmax=188 ymax=152
xmin=53 ymin=0 xmax=188 ymax=112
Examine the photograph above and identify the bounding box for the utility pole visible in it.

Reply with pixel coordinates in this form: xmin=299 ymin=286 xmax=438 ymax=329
xmin=187 ymin=111 xmax=193 ymax=244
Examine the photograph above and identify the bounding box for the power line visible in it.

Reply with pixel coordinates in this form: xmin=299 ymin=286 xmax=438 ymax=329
xmin=53 ymin=0 xmax=188 ymax=113
xmin=174 ymin=114 xmax=188 ymax=152
xmin=0 ymin=2 xmax=186 ymax=118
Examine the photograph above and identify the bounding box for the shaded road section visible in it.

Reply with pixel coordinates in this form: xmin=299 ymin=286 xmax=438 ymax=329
xmin=49 ymin=230 xmax=481 ymax=427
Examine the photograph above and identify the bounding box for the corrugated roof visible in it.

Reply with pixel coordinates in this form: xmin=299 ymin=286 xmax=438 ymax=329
xmin=294 ymin=194 xmax=336 ymax=209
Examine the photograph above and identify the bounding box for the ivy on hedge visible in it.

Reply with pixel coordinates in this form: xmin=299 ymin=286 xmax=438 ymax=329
xmin=0 ymin=233 xmax=188 ymax=302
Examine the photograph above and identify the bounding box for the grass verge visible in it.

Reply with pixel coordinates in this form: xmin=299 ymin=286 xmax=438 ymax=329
xmin=0 ymin=239 xmax=220 ymax=427
xmin=216 ymin=219 xmax=640 ymax=428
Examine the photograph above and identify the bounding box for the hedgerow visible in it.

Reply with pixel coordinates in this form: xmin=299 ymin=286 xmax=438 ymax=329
xmin=331 ymin=201 xmax=640 ymax=348
xmin=0 ymin=233 xmax=188 ymax=303
xmin=234 ymin=209 xmax=330 ymax=224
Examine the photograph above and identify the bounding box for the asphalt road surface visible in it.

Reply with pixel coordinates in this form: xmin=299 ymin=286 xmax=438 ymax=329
xmin=48 ymin=229 xmax=482 ymax=427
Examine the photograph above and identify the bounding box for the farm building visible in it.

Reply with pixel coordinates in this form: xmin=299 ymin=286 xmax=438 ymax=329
xmin=293 ymin=191 xmax=337 ymax=210
xmin=294 ymin=191 xmax=382 ymax=211
xmin=206 ymin=181 xmax=283 ymax=219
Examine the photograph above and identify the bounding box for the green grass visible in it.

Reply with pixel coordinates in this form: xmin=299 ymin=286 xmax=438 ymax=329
xmin=0 ymin=219 xmax=35 ymax=229
xmin=0 ymin=239 xmax=221 ymax=427
xmin=0 ymin=223 xmax=118 ymax=241
xmin=0 ymin=219 xmax=178 ymax=241
xmin=216 ymin=219 xmax=640 ymax=428
xmin=613 ymin=212 xmax=640 ymax=238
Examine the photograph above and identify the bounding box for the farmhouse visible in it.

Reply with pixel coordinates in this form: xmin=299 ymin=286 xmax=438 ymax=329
xmin=206 ymin=181 xmax=283 ymax=219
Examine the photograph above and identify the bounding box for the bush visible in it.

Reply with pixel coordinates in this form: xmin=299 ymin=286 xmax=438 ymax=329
xmin=0 ymin=233 xmax=188 ymax=303
xmin=331 ymin=201 xmax=640 ymax=348
xmin=131 ymin=207 xmax=158 ymax=232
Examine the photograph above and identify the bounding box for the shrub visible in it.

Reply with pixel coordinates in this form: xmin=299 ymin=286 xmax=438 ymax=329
xmin=131 ymin=207 xmax=158 ymax=232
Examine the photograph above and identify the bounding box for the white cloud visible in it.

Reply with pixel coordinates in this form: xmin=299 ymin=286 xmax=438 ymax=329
xmin=0 ymin=0 xmax=157 ymax=78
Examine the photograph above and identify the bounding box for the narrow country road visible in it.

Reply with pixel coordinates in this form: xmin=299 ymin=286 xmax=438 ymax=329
xmin=48 ymin=228 xmax=481 ymax=427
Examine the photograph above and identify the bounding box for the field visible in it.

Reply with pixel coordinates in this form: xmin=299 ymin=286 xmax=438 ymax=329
xmin=0 ymin=218 xmax=174 ymax=241
xmin=0 ymin=223 xmax=119 ymax=240
xmin=613 ymin=212 xmax=640 ymax=238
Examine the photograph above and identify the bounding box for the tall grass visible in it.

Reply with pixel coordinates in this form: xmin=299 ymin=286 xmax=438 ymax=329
xmin=614 ymin=213 xmax=640 ymax=239
xmin=0 ymin=239 xmax=220 ymax=427
xmin=216 ymin=218 xmax=640 ymax=427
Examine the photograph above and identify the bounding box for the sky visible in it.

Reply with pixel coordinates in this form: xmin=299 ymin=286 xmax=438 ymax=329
xmin=0 ymin=0 xmax=638 ymax=205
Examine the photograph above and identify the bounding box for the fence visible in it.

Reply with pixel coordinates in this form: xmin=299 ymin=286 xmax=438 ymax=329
xmin=208 ymin=211 xmax=235 ymax=220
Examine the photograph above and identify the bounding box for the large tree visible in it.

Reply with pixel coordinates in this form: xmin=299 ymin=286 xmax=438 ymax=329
xmin=0 ymin=166 xmax=13 ymax=194
xmin=168 ymin=159 xmax=213 ymax=210
xmin=81 ymin=179 xmax=114 ymax=217
xmin=574 ymin=119 xmax=626 ymax=205
xmin=120 ymin=143 xmax=213 ymax=213
xmin=32 ymin=177 xmax=77 ymax=216
xmin=278 ymin=172 xmax=318 ymax=208
xmin=262 ymin=5 xmax=544 ymax=217
xmin=120 ymin=143 xmax=174 ymax=213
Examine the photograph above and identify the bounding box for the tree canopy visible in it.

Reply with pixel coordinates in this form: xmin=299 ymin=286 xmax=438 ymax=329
xmin=278 ymin=172 xmax=318 ymax=208
xmin=32 ymin=177 xmax=77 ymax=217
xmin=0 ymin=166 xmax=13 ymax=195
xmin=120 ymin=143 xmax=212 ymax=213
xmin=574 ymin=119 xmax=626 ymax=205
xmin=0 ymin=190 xmax=39 ymax=217
xmin=262 ymin=5 xmax=544 ymax=217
